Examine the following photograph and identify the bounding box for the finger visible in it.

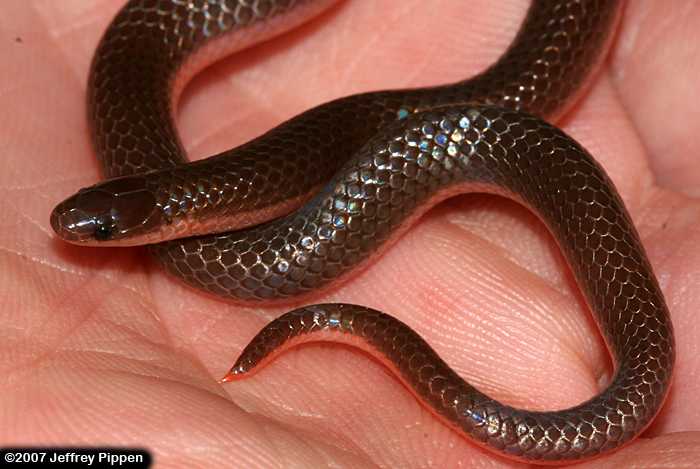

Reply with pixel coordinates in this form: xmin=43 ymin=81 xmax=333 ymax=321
xmin=611 ymin=0 xmax=700 ymax=196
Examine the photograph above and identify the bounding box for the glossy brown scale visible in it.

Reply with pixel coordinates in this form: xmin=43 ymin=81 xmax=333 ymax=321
xmin=49 ymin=0 xmax=675 ymax=463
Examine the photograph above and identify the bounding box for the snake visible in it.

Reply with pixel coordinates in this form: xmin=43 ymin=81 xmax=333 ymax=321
xmin=49 ymin=0 xmax=675 ymax=464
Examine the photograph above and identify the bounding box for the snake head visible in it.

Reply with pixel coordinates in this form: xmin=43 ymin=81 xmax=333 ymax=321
xmin=50 ymin=175 xmax=163 ymax=246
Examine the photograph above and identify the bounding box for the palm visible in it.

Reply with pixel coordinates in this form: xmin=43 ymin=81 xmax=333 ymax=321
xmin=3 ymin=0 xmax=698 ymax=467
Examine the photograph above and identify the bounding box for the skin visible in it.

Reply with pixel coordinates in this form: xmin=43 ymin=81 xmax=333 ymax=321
xmin=1 ymin=0 xmax=699 ymax=467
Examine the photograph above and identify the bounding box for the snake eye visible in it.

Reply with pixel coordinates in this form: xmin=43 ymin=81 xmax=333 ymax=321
xmin=94 ymin=217 xmax=116 ymax=241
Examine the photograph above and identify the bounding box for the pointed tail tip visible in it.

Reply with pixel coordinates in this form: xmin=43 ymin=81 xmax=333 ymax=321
xmin=218 ymin=371 xmax=236 ymax=384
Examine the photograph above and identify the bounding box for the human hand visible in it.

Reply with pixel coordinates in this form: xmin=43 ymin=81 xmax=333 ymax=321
xmin=2 ymin=0 xmax=698 ymax=467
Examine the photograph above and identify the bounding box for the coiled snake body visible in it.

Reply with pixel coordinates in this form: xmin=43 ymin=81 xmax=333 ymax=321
xmin=50 ymin=0 xmax=675 ymax=463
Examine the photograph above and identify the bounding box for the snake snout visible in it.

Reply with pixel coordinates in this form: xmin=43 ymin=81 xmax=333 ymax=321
xmin=50 ymin=188 xmax=114 ymax=243
xmin=50 ymin=176 xmax=161 ymax=246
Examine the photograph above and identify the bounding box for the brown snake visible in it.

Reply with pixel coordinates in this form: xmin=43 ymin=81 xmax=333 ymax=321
xmin=50 ymin=0 xmax=675 ymax=463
